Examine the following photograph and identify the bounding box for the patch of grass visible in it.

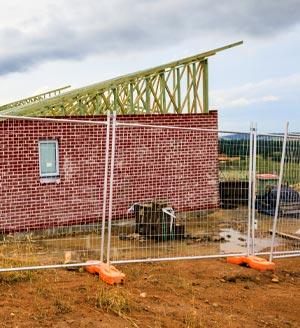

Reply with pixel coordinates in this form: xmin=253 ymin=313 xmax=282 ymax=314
xmin=53 ymin=300 xmax=72 ymax=315
xmin=125 ymin=264 xmax=146 ymax=280
xmin=91 ymin=287 xmax=132 ymax=316
xmin=33 ymin=305 xmax=52 ymax=322
xmin=36 ymin=286 xmax=51 ymax=298
xmin=223 ymin=274 xmax=256 ymax=283
xmin=183 ymin=310 xmax=203 ymax=328
xmin=0 ymin=270 xmax=35 ymax=284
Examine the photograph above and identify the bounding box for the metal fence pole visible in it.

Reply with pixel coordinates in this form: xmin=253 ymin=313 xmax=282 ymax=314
xmin=269 ymin=122 xmax=289 ymax=262
xmin=251 ymin=123 xmax=257 ymax=255
xmin=247 ymin=123 xmax=254 ymax=256
xmin=100 ymin=113 xmax=111 ymax=262
xmin=106 ymin=111 xmax=117 ymax=265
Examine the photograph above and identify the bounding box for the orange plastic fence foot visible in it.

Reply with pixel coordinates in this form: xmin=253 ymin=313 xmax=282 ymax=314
xmin=227 ymin=256 xmax=247 ymax=265
xmin=247 ymin=256 xmax=275 ymax=271
xmin=85 ymin=261 xmax=126 ymax=285
xmin=227 ymin=256 xmax=275 ymax=271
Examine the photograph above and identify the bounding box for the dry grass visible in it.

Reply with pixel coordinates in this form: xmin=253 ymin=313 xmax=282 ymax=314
xmin=89 ymin=287 xmax=133 ymax=316
xmin=0 ymin=270 xmax=35 ymax=284
xmin=87 ymin=286 xmax=141 ymax=327
xmin=183 ymin=310 xmax=203 ymax=328
xmin=53 ymin=299 xmax=72 ymax=315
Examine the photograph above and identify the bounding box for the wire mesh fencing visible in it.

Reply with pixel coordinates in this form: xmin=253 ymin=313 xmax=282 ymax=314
xmin=0 ymin=116 xmax=109 ymax=271
xmin=253 ymin=132 xmax=287 ymax=257
xmin=246 ymin=127 xmax=300 ymax=260
xmin=106 ymin=118 xmax=254 ymax=264
xmin=267 ymin=132 xmax=300 ymax=259
xmin=0 ymin=113 xmax=299 ymax=272
xmin=106 ymin=119 xmax=300 ymax=264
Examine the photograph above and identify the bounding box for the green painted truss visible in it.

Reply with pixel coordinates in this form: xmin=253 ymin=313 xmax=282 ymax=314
xmin=0 ymin=41 xmax=242 ymax=117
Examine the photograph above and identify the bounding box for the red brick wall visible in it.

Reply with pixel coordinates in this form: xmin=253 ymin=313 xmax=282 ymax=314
xmin=0 ymin=112 xmax=218 ymax=232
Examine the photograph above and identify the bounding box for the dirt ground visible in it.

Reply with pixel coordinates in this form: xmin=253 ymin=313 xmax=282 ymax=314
xmin=0 ymin=258 xmax=299 ymax=328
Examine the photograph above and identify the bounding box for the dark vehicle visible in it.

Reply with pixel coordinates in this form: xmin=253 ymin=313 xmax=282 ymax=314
xmin=255 ymin=186 xmax=300 ymax=217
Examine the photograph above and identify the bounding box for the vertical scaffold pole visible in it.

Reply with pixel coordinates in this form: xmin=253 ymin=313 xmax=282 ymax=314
xmin=251 ymin=123 xmax=257 ymax=255
xmin=106 ymin=111 xmax=117 ymax=265
xmin=269 ymin=122 xmax=289 ymax=262
xmin=247 ymin=123 xmax=254 ymax=256
xmin=100 ymin=113 xmax=111 ymax=262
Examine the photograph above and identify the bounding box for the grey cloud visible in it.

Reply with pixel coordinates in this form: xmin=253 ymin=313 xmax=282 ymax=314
xmin=0 ymin=0 xmax=300 ymax=76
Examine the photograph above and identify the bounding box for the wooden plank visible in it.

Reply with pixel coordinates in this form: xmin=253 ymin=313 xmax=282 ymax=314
xmin=0 ymin=85 xmax=71 ymax=111
xmin=269 ymin=230 xmax=300 ymax=241
xmin=203 ymin=59 xmax=209 ymax=113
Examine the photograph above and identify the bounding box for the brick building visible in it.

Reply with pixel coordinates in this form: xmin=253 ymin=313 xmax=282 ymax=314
xmin=0 ymin=42 xmax=242 ymax=233
xmin=0 ymin=112 xmax=218 ymax=232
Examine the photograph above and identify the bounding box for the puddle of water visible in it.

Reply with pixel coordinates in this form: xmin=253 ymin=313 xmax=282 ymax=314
xmin=219 ymin=228 xmax=278 ymax=254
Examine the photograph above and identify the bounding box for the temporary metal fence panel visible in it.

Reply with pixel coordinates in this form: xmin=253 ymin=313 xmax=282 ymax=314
xmin=252 ymin=131 xmax=287 ymax=257
xmin=251 ymin=127 xmax=300 ymax=260
xmin=106 ymin=120 xmax=300 ymax=264
xmin=0 ymin=115 xmax=109 ymax=272
xmin=106 ymin=119 xmax=253 ymax=264
xmin=1 ymin=113 xmax=299 ymax=272
xmin=269 ymin=131 xmax=300 ymax=259
xmin=218 ymin=129 xmax=253 ymax=258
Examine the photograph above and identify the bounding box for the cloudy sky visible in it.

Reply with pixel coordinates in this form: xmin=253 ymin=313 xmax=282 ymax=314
xmin=0 ymin=0 xmax=300 ymax=132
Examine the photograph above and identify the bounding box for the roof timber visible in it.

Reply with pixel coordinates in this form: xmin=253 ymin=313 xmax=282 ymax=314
xmin=1 ymin=41 xmax=243 ymax=117
xmin=0 ymin=85 xmax=71 ymax=112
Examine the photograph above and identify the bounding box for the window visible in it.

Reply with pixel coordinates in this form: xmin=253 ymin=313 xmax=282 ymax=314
xmin=39 ymin=140 xmax=59 ymax=177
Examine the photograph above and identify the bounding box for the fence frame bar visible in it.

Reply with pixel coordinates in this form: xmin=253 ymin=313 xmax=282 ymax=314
xmin=269 ymin=122 xmax=289 ymax=262
xmin=273 ymin=253 xmax=300 ymax=259
xmin=100 ymin=113 xmax=111 ymax=262
xmin=251 ymin=124 xmax=257 ymax=254
xmin=247 ymin=123 xmax=254 ymax=256
xmin=0 ymin=261 xmax=101 ymax=273
xmin=106 ymin=111 xmax=117 ymax=265
xmin=111 ymin=253 xmax=249 ymax=265
xmin=0 ymin=114 xmax=107 ymax=125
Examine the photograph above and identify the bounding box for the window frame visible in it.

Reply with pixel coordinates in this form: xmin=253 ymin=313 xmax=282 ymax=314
xmin=38 ymin=139 xmax=59 ymax=178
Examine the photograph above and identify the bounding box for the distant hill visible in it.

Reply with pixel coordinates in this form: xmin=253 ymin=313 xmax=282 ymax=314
xmin=219 ymin=134 xmax=249 ymax=140
xmin=219 ymin=133 xmax=285 ymax=141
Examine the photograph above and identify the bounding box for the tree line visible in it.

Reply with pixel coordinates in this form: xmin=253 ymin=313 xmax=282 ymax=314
xmin=219 ymin=138 xmax=300 ymax=163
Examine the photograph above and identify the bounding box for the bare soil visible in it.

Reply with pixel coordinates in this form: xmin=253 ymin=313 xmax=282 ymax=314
xmin=0 ymin=258 xmax=299 ymax=328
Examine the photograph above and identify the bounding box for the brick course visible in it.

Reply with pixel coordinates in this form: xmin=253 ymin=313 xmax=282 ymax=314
xmin=0 ymin=111 xmax=218 ymax=232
